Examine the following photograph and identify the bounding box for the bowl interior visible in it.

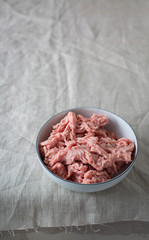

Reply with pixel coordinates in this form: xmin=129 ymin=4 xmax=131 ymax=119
xmin=37 ymin=108 xmax=138 ymax=181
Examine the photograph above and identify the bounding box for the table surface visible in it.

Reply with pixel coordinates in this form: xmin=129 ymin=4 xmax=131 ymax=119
xmin=0 ymin=0 xmax=149 ymax=232
xmin=1 ymin=221 xmax=149 ymax=239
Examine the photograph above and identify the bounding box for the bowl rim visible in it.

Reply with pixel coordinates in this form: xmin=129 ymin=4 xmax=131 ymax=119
xmin=36 ymin=107 xmax=139 ymax=186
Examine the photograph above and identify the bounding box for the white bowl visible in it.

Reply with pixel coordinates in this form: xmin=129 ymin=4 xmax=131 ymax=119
xmin=36 ymin=107 xmax=138 ymax=192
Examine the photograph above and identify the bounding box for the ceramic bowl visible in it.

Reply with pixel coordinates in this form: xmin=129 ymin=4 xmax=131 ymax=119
xmin=36 ymin=107 xmax=138 ymax=192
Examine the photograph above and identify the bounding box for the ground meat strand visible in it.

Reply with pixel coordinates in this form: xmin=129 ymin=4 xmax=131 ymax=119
xmin=40 ymin=112 xmax=135 ymax=184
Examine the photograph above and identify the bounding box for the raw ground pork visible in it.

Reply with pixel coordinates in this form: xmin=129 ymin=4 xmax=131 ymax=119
xmin=40 ymin=112 xmax=135 ymax=184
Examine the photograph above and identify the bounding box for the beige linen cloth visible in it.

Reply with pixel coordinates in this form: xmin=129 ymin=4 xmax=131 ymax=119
xmin=0 ymin=0 xmax=149 ymax=231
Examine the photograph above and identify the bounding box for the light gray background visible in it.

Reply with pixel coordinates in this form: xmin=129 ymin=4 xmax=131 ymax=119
xmin=0 ymin=0 xmax=149 ymax=238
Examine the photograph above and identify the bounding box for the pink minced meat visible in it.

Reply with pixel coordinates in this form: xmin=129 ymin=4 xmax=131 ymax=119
xmin=40 ymin=112 xmax=135 ymax=184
